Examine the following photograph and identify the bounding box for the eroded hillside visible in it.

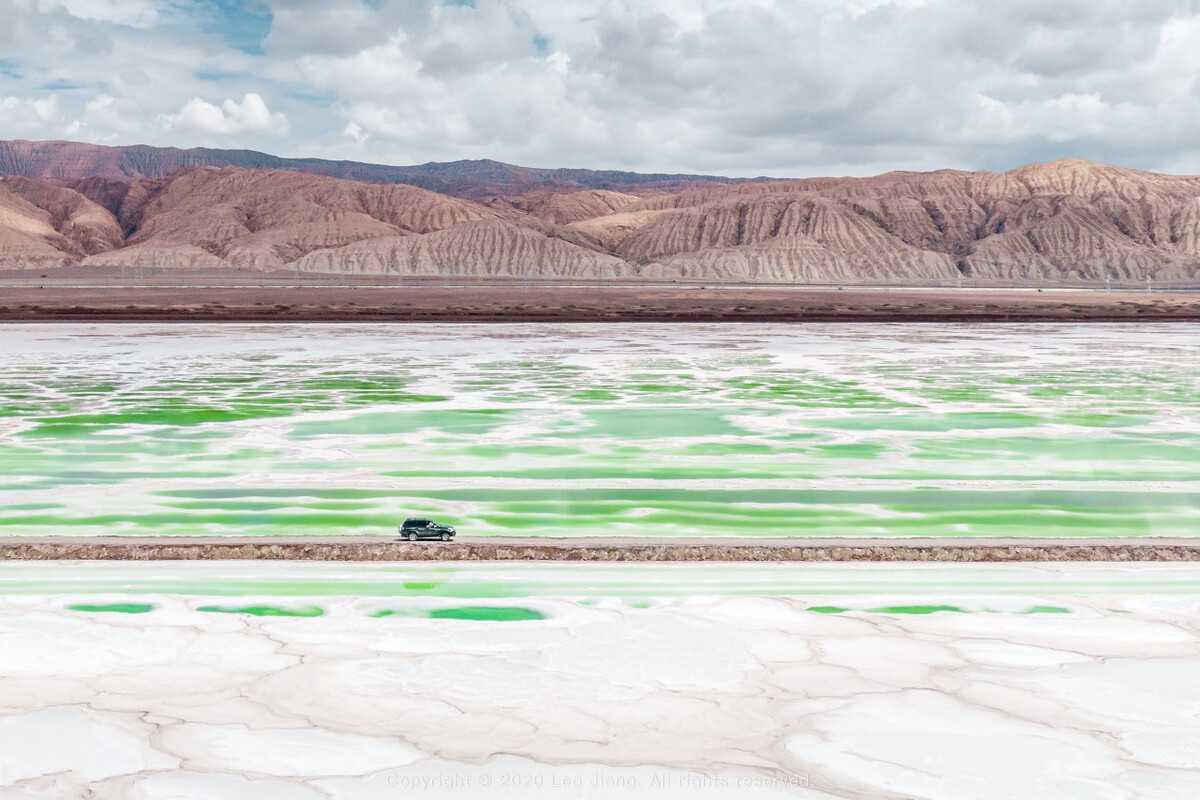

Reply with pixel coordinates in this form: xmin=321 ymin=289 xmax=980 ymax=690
xmin=3 ymin=158 xmax=1200 ymax=283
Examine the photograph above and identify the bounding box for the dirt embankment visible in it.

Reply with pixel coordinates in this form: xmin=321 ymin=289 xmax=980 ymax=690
xmin=4 ymin=536 xmax=1200 ymax=562
xmin=1 ymin=284 xmax=1198 ymax=323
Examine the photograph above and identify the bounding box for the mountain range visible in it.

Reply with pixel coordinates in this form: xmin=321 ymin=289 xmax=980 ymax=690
xmin=2 ymin=139 xmax=1200 ymax=283
xmin=0 ymin=140 xmax=733 ymax=200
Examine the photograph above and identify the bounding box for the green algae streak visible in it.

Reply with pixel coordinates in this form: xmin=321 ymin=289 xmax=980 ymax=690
xmin=67 ymin=602 xmax=155 ymax=614
xmin=196 ymin=604 xmax=325 ymax=617
xmin=808 ymin=604 xmax=1073 ymax=615
xmin=369 ymin=608 xmax=419 ymax=618
xmin=866 ymin=605 xmax=967 ymax=614
xmin=427 ymin=606 xmax=546 ymax=621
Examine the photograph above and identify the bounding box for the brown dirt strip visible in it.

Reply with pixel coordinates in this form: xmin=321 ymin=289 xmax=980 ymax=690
xmin=1 ymin=285 xmax=1199 ymax=322
xmin=3 ymin=537 xmax=1200 ymax=562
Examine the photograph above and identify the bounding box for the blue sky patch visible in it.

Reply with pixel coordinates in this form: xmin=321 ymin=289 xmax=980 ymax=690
xmin=197 ymin=0 xmax=273 ymax=55
xmin=38 ymin=79 xmax=88 ymax=91
xmin=194 ymin=67 xmax=244 ymax=83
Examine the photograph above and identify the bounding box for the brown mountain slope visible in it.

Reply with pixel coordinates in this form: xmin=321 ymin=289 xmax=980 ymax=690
xmin=0 ymin=177 xmax=123 ymax=267
xmin=565 ymin=209 xmax=674 ymax=250
xmin=3 ymin=158 xmax=1200 ymax=283
xmin=293 ymin=219 xmax=633 ymax=278
xmin=620 ymin=193 xmax=956 ymax=282
xmin=0 ymin=184 xmax=75 ymax=268
xmin=82 ymin=168 xmax=502 ymax=270
xmin=486 ymin=189 xmax=642 ymax=224
xmin=68 ymin=176 xmax=164 ymax=236
xmin=604 ymin=160 xmax=1200 ymax=281
xmin=2 ymin=167 xmax=626 ymax=275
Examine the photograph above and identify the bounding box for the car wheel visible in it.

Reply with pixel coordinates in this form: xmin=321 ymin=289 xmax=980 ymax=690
xmin=407 ymin=532 xmax=417 ymax=542
xmin=441 ymin=533 xmax=450 ymax=541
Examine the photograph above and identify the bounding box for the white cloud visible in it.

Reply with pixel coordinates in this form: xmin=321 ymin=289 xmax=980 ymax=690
xmin=0 ymin=94 xmax=62 ymax=131
xmin=32 ymin=95 xmax=60 ymax=121
xmin=2 ymin=0 xmax=1200 ymax=174
xmin=35 ymin=0 xmax=161 ymax=28
xmin=160 ymin=93 xmax=289 ymax=137
xmin=54 ymin=94 xmax=145 ymax=142
xmin=265 ymin=0 xmax=1200 ymax=175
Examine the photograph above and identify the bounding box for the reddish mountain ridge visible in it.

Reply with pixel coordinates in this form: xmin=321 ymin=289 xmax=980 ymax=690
xmin=2 ymin=147 xmax=1199 ymax=284
xmin=0 ymin=140 xmax=735 ymax=201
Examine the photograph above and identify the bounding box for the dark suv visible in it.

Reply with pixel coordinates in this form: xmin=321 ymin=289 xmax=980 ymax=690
xmin=398 ymin=518 xmax=457 ymax=542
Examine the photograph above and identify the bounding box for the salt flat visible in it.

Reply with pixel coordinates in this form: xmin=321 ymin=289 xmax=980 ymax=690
xmin=1 ymin=561 xmax=1198 ymax=799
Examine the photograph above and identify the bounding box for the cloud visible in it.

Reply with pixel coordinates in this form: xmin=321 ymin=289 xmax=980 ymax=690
xmin=67 ymin=93 xmax=146 ymax=138
xmin=269 ymin=0 xmax=1200 ymax=174
xmin=160 ymin=93 xmax=289 ymax=136
xmin=0 ymin=93 xmax=62 ymax=130
xmin=35 ymin=0 xmax=161 ymax=28
xmin=2 ymin=0 xmax=1200 ymax=174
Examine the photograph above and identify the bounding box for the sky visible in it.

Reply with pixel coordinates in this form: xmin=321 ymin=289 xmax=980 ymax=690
xmin=2 ymin=0 xmax=1200 ymax=177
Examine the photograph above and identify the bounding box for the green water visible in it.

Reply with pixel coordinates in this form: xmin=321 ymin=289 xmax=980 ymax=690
xmin=66 ymin=602 xmax=156 ymax=614
xmin=366 ymin=605 xmax=548 ymax=621
xmin=807 ymin=603 xmax=1067 ymax=615
xmin=30 ymin=561 xmax=1200 ymax=622
xmin=196 ymin=604 xmax=325 ymax=617
xmin=57 ymin=601 xmax=1069 ymax=619
xmin=15 ymin=562 xmax=1200 ymax=601
xmin=426 ymin=605 xmax=546 ymax=621
xmin=2 ymin=323 xmax=1198 ymax=538
xmin=866 ymin=604 xmax=967 ymax=614
xmin=12 ymin=562 xmax=1200 ymax=624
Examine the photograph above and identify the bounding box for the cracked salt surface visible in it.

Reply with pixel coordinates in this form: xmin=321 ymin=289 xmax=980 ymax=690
xmin=0 ymin=561 xmax=1198 ymax=798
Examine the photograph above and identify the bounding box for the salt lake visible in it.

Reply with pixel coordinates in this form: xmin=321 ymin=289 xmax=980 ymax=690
xmin=1 ymin=322 xmax=1197 ymax=539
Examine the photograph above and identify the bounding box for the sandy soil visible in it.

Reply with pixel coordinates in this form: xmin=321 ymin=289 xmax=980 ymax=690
xmin=1 ymin=281 xmax=1199 ymax=322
